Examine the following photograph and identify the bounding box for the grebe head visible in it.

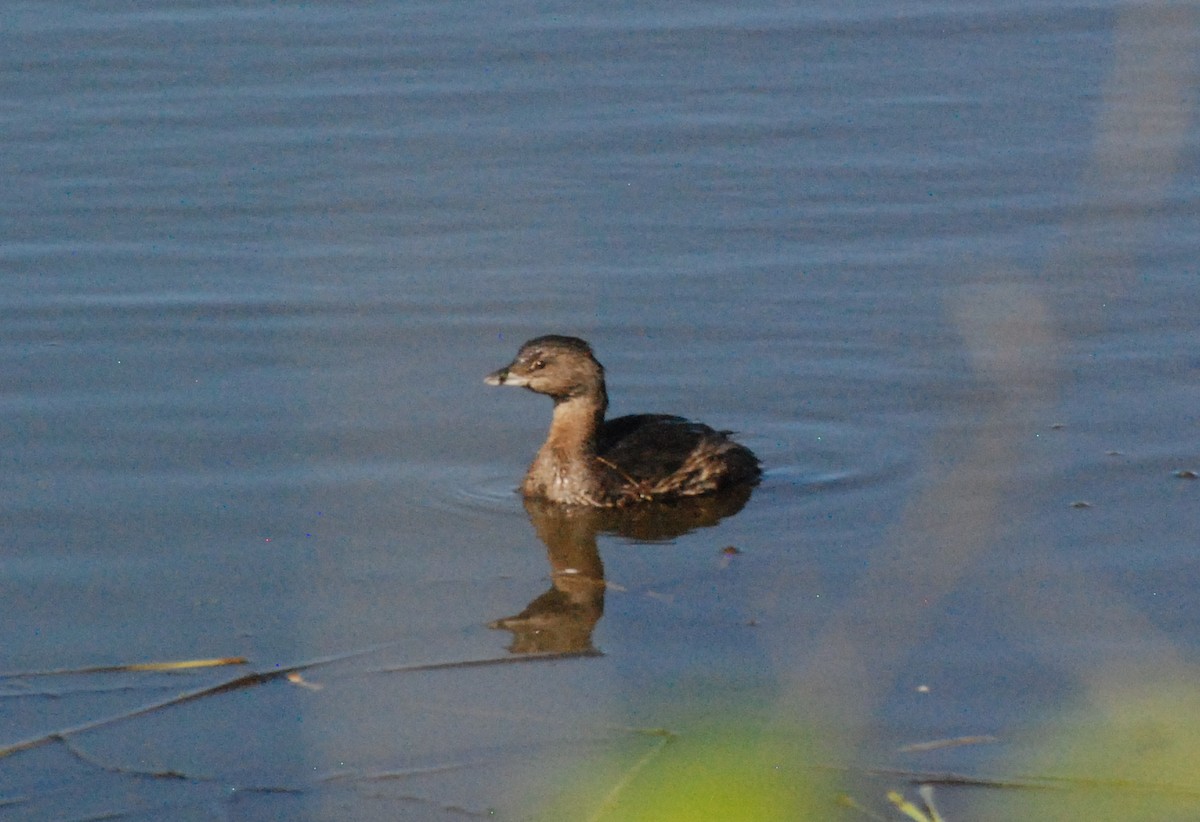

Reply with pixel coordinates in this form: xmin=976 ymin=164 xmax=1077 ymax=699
xmin=484 ymin=335 xmax=605 ymax=401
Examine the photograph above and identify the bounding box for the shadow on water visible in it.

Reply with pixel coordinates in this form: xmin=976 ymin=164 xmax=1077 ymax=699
xmin=490 ymin=488 xmax=754 ymax=655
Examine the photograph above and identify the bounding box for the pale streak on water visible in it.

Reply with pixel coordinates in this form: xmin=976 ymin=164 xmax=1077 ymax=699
xmin=2 ymin=1 xmax=1199 ymax=819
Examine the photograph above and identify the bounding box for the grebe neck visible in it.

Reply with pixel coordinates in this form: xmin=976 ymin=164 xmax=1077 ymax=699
xmin=545 ymin=389 xmax=607 ymax=457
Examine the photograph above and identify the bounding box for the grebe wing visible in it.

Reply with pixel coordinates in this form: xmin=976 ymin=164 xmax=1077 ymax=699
xmin=597 ymin=414 xmax=720 ymax=480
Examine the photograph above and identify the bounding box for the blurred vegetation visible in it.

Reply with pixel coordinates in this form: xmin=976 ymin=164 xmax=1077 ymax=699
xmin=534 ymin=723 xmax=835 ymax=822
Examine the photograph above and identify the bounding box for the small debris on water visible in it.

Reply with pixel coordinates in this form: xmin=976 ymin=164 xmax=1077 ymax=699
xmin=287 ymin=672 xmax=324 ymax=691
xmin=899 ymin=734 xmax=999 ymax=753
xmin=718 ymin=545 xmax=743 ymax=570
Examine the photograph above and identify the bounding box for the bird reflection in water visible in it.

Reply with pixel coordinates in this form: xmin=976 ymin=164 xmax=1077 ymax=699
xmin=490 ymin=486 xmax=755 ymax=655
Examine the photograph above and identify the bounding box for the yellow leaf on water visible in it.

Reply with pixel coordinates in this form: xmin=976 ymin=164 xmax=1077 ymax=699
xmin=1 ymin=657 xmax=249 ymax=677
xmin=119 ymin=657 xmax=248 ymax=672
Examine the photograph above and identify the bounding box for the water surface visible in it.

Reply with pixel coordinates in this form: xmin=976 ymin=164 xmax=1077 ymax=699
xmin=3 ymin=1 xmax=1199 ymax=819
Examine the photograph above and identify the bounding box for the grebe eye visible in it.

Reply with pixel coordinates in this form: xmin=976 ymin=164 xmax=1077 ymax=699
xmin=530 ymin=359 xmax=546 ymax=370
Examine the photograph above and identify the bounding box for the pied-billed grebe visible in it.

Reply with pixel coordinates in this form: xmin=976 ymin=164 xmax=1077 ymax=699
xmin=485 ymin=335 xmax=761 ymax=507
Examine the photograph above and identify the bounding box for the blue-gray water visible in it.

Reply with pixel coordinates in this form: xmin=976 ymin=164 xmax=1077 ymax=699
xmin=3 ymin=2 xmax=1199 ymax=820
